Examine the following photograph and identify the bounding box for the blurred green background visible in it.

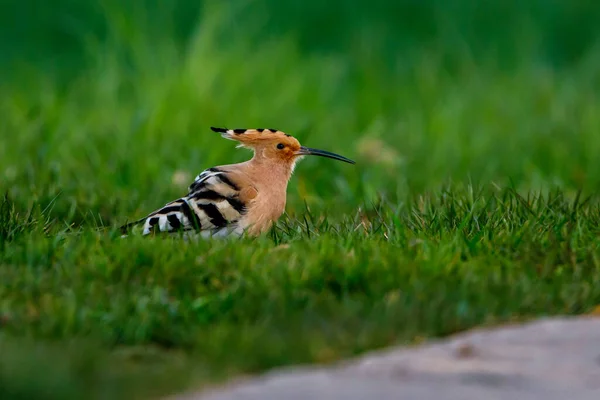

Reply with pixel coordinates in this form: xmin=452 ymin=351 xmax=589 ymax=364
xmin=2 ymin=0 xmax=600 ymax=225
xmin=2 ymin=1 xmax=600 ymax=398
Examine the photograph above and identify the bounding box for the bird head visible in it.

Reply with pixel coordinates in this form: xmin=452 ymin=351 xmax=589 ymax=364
xmin=210 ymin=127 xmax=355 ymax=167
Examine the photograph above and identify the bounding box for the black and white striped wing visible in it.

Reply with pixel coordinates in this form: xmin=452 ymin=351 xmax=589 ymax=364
xmin=130 ymin=168 xmax=248 ymax=237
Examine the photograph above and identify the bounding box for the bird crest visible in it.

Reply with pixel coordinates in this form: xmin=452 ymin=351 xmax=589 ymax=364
xmin=210 ymin=126 xmax=355 ymax=165
xmin=210 ymin=127 xmax=293 ymax=147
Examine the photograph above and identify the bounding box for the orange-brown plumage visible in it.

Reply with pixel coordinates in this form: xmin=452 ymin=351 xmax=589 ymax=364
xmin=121 ymin=127 xmax=355 ymax=238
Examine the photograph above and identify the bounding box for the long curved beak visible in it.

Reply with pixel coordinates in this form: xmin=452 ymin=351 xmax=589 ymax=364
xmin=296 ymin=146 xmax=355 ymax=164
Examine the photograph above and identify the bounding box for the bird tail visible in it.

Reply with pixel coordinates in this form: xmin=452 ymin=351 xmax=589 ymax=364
xmin=119 ymin=217 xmax=146 ymax=236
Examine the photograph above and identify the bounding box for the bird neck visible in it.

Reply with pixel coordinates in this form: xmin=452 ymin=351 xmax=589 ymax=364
xmin=248 ymin=152 xmax=294 ymax=189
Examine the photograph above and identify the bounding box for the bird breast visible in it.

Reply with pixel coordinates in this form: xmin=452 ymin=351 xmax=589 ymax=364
xmin=241 ymin=186 xmax=287 ymax=236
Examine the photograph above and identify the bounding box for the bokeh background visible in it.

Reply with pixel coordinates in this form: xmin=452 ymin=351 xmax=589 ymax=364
xmin=2 ymin=2 xmax=600 ymax=398
xmin=2 ymin=0 xmax=600 ymax=226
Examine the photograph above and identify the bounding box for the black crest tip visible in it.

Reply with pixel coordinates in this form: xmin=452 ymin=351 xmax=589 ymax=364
xmin=210 ymin=127 xmax=228 ymax=133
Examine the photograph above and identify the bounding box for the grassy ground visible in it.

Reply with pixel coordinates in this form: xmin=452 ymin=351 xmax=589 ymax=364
xmin=2 ymin=1 xmax=600 ymax=399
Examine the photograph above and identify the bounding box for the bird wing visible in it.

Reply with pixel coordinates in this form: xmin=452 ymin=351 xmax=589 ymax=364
xmin=121 ymin=167 xmax=254 ymax=237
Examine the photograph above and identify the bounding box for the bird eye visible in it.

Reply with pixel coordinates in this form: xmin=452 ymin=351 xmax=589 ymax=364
xmin=276 ymin=143 xmax=285 ymax=150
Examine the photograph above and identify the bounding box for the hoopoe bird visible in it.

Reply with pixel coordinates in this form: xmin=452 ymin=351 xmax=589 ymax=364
xmin=120 ymin=127 xmax=355 ymax=239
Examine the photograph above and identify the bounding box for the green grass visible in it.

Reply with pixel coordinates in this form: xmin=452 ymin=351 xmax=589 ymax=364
xmin=2 ymin=0 xmax=600 ymax=398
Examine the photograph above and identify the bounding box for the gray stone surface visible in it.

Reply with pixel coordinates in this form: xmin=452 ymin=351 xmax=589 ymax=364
xmin=171 ymin=316 xmax=600 ymax=400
